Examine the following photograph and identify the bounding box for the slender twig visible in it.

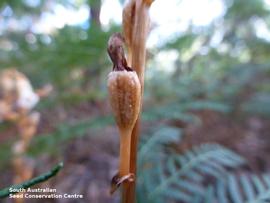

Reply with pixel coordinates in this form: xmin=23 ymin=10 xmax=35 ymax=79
xmin=0 ymin=162 xmax=63 ymax=198
xmin=122 ymin=0 xmax=153 ymax=202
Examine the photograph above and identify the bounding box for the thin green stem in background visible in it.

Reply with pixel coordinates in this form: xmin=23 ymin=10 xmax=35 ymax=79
xmin=0 ymin=162 xmax=63 ymax=198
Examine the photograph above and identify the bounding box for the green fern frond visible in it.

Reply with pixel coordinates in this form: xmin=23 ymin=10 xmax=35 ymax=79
xmin=242 ymin=93 xmax=270 ymax=116
xmin=142 ymin=104 xmax=201 ymax=124
xmin=215 ymin=174 xmax=270 ymax=203
xmin=138 ymin=126 xmax=182 ymax=161
xmin=138 ymin=143 xmax=246 ymax=203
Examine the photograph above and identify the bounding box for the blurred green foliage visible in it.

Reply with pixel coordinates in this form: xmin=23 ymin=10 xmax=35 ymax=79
xmin=0 ymin=0 xmax=269 ymax=116
xmin=137 ymin=128 xmax=270 ymax=203
xmin=0 ymin=0 xmax=269 ymax=167
xmin=0 ymin=0 xmax=270 ymax=202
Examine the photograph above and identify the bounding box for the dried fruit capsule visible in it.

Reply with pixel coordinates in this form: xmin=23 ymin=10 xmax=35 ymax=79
xmin=107 ymin=71 xmax=141 ymax=131
xmin=107 ymin=33 xmax=141 ymax=178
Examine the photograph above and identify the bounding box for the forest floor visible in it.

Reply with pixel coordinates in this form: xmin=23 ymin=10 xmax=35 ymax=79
xmin=0 ymin=102 xmax=270 ymax=203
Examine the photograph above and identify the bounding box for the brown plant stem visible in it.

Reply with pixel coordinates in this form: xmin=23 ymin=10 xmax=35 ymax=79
xmin=122 ymin=0 xmax=153 ymax=202
xmin=119 ymin=129 xmax=132 ymax=177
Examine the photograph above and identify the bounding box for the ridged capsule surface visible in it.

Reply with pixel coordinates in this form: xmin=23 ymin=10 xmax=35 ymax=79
xmin=107 ymin=70 xmax=141 ymax=131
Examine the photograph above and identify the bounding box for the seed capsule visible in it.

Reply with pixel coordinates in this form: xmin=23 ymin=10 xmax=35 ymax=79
xmin=107 ymin=70 xmax=141 ymax=131
xmin=107 ymin=33 xmax=141 ymax=181
xmin=107 ymin=69 xmax=141 ymax=180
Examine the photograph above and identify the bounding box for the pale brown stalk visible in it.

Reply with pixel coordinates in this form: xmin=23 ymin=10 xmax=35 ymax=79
xmin=119 ymin=129 xmax=132 ymax=177
xmin=122 ymin=0 xmax=153 ymax=202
